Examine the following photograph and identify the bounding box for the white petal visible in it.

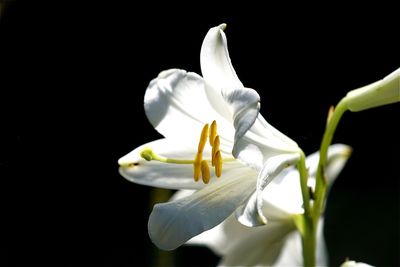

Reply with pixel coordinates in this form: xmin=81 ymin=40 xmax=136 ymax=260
xmin=250 ymin=115 xmax=299 ymax=148
xmin=200 ymin=25 xmax=299 ymax=171
xmin=189 ymin=200 xmax=293 ymax=256
xmin=200 ymin=23 xmax=298 ymax=162
xmin=263 ymin=144 xmax=352 ymax=215
xmin=317 ymin=220 xmax=329 ymax=266
xmin=144 ymin=68 xmax=235 ymax=148
xmin=306 ymin=143 xmax=353 ymax=187
xmin=186 ymin=216 xmax=232 ymax=256
xmin=186 ymin=214 xmax=256 ymax=256
xmin=262 ymin=168 xmax=304 ymax=215
xmin=190 ymin=213 xmax=327 ymax=267
xmin=218 ymin=221 xmax=295 ymax=267
xmin=273 ymin=220 xmax=327 ymax=266
xmin=233 ymin=115 xmax=300 ymax=171
xmin=269 ymin=231 xmax=302 ymax=266
xmin=118 ymin=139 xmax=246 ymax=190
xmin=200 ymin=24 xmax=248 ymax=121
xmin=200 ymin=23 xmax=243 ymax=94
xmin=236 ymin=153 xmax=300 ymax=227
xmin=147 ymin=169 xmax=257 ymax=250
xmin=324 ymin=144 xmax=352 ymax=185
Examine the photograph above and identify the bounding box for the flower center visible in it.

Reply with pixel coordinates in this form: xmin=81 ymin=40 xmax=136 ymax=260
xmin=138 ymin=120 xmax=232 ymax=184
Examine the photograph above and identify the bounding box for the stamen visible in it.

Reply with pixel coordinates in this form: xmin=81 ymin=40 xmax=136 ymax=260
xmin=209 ymin=120 xmax=217 ymax=146
xmin=193 ymin=152 xmax=202 ymax=182
xmin=137 ymin=121 xmax=235 ymax=184
xmin=201 ymin=160 xmax=211 ymax=184
xmin=198 ymin=124 xmax=209 ymax=153
xmin=211 ymin=135 xmax=220 ymax=167
xmin=215 ymin=150 xmax=222 ymax=177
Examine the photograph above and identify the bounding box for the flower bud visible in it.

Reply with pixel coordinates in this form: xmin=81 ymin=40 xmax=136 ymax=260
xmin=345 ymin=68 xmax=399 ymax=112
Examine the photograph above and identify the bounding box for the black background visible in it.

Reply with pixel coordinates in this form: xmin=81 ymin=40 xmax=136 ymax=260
xmin=2 ymin=1 xmax=399 ymax=266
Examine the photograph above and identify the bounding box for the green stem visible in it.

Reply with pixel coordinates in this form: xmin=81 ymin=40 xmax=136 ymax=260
xmin=299 ymin=98 xmax=349 ymax=266
xmin=298 ymin=151 xmax=311 ymax=216
xmin=297 ymin=150 xmax=316 ymax=266
xmin=302 ymin=218 xmax=316 ymax=267
xmin=313 ymin=98 xmax=348 ymax=219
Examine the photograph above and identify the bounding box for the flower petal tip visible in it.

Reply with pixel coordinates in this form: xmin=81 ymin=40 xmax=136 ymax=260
xmin=258 ymin=211 xmax=268 ymax=225
xmin=118 ymin=155 xmax=138 ymax=169
xmin=331 ymin=143 xmax=353 ymax=158
xmin=236 ymin=214 xmax=268 ymax=228
xmin=147 ymin=205 xmax=178 ymax=251
xmin=343 ymin=146 xmax=353 ymax=157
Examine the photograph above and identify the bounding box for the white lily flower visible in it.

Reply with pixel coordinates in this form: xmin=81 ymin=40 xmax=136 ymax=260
xmin=345 ymin=67 xmax=400 ymax=111
xmin=118 ymin=24 xmax=300 ymax=250
xmin=340 ymin=260 xmax=374 ymax=267
xmin=187 ymin=144 xmax=352 ymax=266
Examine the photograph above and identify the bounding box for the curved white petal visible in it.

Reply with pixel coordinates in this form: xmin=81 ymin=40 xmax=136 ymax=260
xmin=200 ymin=24 xmax=272 ymax=156
xmin=200 ymin=24 xmax=263 ymax=147
xmin=223 ymin=87 xmax=260 ymax=145
xmin=147 ymin=170 xmax=257 ymax=250
xmin=144 ymin=68 xmax=235 ymax=149
xmin=118 ymin=139 xmax=246 ymax=190
xmin=237 ymin=144 xmax=352 ymax=225
xmin=236 ymin=153 xmax=300 ymax=227
xmin=200 ymin=23 xmax=243 ymax=95
xmin=199 ymin=23 xmax=299 ymax=173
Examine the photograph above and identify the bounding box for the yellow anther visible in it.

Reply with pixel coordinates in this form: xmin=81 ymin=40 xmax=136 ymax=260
xmin=201 ymin=160 xmax=211 ymax=184
xmin=211 ymin=135 xmax=220 ymax=167
xmin=209 ymin=120 xmax=217 ymax=147
xmin=198 ymin=124 xmax=209 ymax=153
xmin=193 ymin=152 xmax=202 ymax=182
xmin=215 ymin=150 xmax=222 ymax=177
